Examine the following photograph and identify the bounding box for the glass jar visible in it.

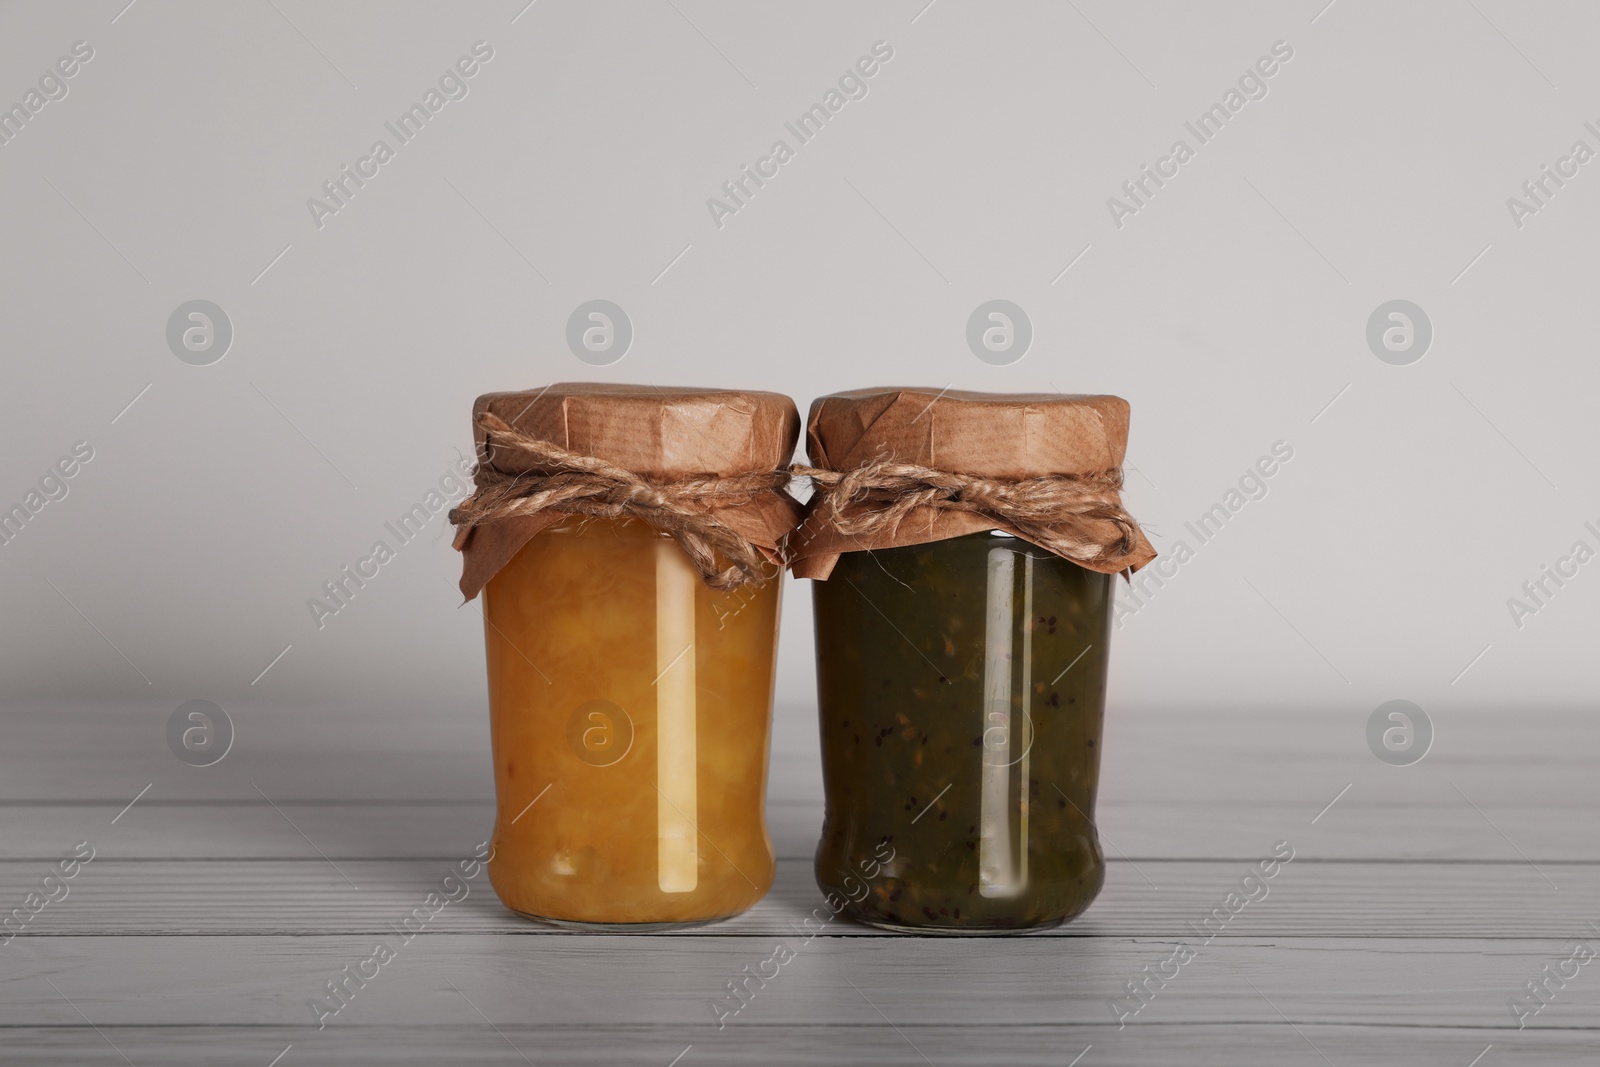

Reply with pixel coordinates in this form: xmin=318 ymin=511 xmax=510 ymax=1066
xmin=455 ymin=382 xmax=802 ymax=930
xmin=812 ymin=531 xmax=1113 ymax=933
xmin=792 ymin=386 xmax=1153 ymax=934
xmin=483 ymin=516 xmax=782 ymax=928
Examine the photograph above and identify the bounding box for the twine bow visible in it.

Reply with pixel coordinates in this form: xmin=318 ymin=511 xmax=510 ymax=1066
xmin=449 ymin=412 xmax=789 ymax=590
xmin=793 ymin=456 xmax=1145 ymax=570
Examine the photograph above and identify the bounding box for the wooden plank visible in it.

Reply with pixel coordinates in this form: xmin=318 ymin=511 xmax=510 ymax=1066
xmin=0 ymin=700 xmax=496 ymax=803
xmin=4 ymin=701 xmax=1598 ymax=861
xmin=0 ymin=934 xmax=1590 ymax=1030
xmin=0 ymin=856 xmax=1588 ymax=939
xmin=0 ymin=1023 xmax=1572 ymax=1067
xmin=11 ymin=702 xmax=1600 ymax=809
xmin=4 ymin=793 xmax=1594 ymax=862
xmin=6 ymin=786 xmax=1597 ymax=867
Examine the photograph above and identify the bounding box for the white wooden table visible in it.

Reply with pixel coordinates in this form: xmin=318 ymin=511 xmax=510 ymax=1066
xmin=2 ymin=698 xmax=1593 ymax=1065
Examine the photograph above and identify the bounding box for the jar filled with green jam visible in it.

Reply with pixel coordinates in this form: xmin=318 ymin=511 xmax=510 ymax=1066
xmin=792 ymin=388 xmax=1155 ymax=934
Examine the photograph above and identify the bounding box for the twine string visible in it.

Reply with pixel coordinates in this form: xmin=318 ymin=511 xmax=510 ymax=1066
xmin=794 ymin=457 xmax=1143 ymax=567
xmin=450 ymin=412 xmax=788 ymax=590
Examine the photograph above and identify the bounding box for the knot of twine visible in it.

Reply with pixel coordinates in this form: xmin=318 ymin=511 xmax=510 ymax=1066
xmin=450 ymin=412 xmax=789 ymax=590
xmin=794 ymin=457 xmax=1144 ymax=568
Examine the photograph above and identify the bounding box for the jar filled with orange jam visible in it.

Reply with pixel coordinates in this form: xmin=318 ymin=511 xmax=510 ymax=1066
xmin=452 ymin=384 xmax=801 ymax=929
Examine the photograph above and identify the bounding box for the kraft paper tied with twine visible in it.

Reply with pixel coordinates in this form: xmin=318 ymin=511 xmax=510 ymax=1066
xmin=452 ymin=383 xmax=803 ymax=599
xmin=789 ymin=387 xmax=1157 ymax=580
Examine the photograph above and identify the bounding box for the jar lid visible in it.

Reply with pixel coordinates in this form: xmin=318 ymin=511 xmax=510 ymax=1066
xmin=473 ymin=382 xmax=800 ymax=479
xmin=455 ymin=383 xmax=802 ymax=599
xmin=792 ymin=387 xmax=1155 ymax=578
xmin=805 ymin=387 xmax=1134 ymax=476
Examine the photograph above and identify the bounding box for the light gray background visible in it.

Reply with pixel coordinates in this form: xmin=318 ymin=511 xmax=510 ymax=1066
xmin=2 ymin=0 xmax=1595 ymax=731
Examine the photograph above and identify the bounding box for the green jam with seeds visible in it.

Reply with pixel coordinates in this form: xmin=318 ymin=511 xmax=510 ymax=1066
xmin=812 ymin=531 xmax=1114 ymax=933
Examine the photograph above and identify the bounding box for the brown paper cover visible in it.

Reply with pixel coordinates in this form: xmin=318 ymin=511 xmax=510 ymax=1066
xmin=790 ymin=387 xmax=1156 ymax=579
xmin=455 ymin=383 xmax=802 ymax=599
